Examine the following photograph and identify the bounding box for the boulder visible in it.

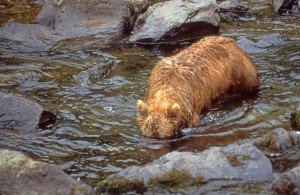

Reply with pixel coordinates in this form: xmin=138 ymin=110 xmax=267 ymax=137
xmin=254 ymin=128 xmax=300 ymax=152
xmin=129 ymin=0 xmax=220 ymax=44
xmin=97 ymin=144 xmax=273 ymax=194
xmin=272 ymin=0 xmax=299 ymax=14
xmin=36 ymin=0 xmax=149 ymax=35
xmin=0 ymin=23 xmax=55 ymax=52
xmin=254 ymin=128 xmax=300 ymax=179
xmin=0 ymin=149 xmax=92 ymax=195
xmin=291 ymin=104 xmax=300 ymax=130
xmin=0 ymin=0 xmax=150 ymax=52
xmin=0 ymin=92 xmax=56 ymax=131
xmin=218 ymin=0 xmax=253 ymax=23
xmin=272 ymin=166 xmax=300 ymax=194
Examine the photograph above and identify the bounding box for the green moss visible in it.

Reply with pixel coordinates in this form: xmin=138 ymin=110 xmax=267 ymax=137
xmin=227 ymin=155 xmax=241 ymax=167
xmin=147 ymin=170 xmax=206 ymax=191
xmin=220 ymin=183 xmax=267 ymax=194
xmin=0 ymin=150 xmax=39 ymax=176
xmin=96 ymin=177 xmax=146 ymax=194
xmin=291 ymin=109 xmax=300 ymax=130
xmin=69 ymin=186 xmax=90 ymax=195
xmin=227 ymin=155 xmax=251 ymax=167
xmin=97 ymin=170 xmax=207 ymax=194
xmin=241 ymin=155 xmax=250 ymax=161
xmin=253 ymin=136 xmax=274 ymax=150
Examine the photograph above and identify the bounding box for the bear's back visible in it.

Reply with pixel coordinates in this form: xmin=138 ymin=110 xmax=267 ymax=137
xmin=149 ymin=36 xmax=236 ymax=86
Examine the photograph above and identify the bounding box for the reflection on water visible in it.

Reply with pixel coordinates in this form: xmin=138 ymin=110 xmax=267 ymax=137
xmin=0 ymin=10 xmax=299 ymax=187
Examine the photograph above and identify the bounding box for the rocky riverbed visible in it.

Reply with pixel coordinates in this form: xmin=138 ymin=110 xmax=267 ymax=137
xmin=0 ymin=0 xmax=299 ymax=194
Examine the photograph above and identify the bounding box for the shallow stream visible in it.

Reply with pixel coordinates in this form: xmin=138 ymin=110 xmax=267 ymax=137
xmin=0 ymin=1 xmax=299 ymax=188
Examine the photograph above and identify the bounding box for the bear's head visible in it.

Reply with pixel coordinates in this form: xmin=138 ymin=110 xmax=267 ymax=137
xmin=137 ymin=100 xmax=182 ymax=139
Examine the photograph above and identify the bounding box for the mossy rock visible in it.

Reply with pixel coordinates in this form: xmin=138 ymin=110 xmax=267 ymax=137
xmin=291 ymin=109 xmax=300 ymax=130
xmin=226 ymin=155 xmax=241 ymax=167
xmin=0 ymin=149 xmax=92 ymax=194
xmin=97 ymin=177 xmax=146 ymax=194
xmin=147 ymin=170 xmax=206 ymax=191
xmin=226 ymin=154 xmax=251 ymax=167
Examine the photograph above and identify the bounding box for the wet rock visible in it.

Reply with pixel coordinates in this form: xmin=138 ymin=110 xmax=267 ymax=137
xmin=74 ymin=59 xmax=121 ymax=85
xmin=253 ymin=33 xmax=288 ymax=47
xmin=254 ymin=128 xmax=300 ymax=152
xmin=0 ymin=92 xmax=56 ymax=131
xmin=97 ymin=144 xmax=273 ymax=194
xmin=0 ymin=71 xmax=42 ymax=88
xmin=0 ymin=0 xmax=150 ymax=52
xmin=36 ymin=0 xmax=149 ymax=38
xmin=129 ymin=0 xmax=220 ymax=44
xmin=35 ymin=0 xmax=46 ymax=6
xmin=15 ymin=71 xmax=42 ymax=85
xmin=272 ymin=0 xmax=299 ymax=15
xmin=0 ymin=23 xmax=55 ymax=52
xmin=291 ymin=104 xmax=300 ymax=130
xmin=272 ymin=166 xmax=300 ymax=194
xmin=0 ymin=149 xmax=92 ymax=195
xmin=218 ymin=0 xmax=253 ymax=23
xmin=122 ymin=0 xmax=152 ymax=35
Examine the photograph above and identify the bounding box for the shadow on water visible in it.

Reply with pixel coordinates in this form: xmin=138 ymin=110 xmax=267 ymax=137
xmin=0 ymin=5 xmax=300 ymax=187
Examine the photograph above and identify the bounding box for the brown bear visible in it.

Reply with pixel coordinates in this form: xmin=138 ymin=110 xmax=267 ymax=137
xmin=137 ymin=36 xmax=260 ymax=139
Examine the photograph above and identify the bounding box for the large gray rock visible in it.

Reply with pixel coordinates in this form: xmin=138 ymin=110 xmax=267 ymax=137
xmin=272 ymin=0 xmax=299 ymax=14
xmin=0 ymin=92 xmax=56 ymax=131
xmin=0 ymin=0 xmax=150 ymax=52
xmin=0 ymin=23 xmax=55 ymax=52
xmin=129 ymin=0 xmax=220 ymax=43
xmin=218 ymin=0 xmax=253 ymax=23
xmin=0 ymin=149 xmax=92 ymax=195
xmin=272 ymin=0 xmax=300 ymax=14
xmin=272 ymin=166 xmax=300 ymax=194
xmin=35 ymin=0 xmax=149 ymax=35
xmin=97 ymin=144 xmax=273 ymax=193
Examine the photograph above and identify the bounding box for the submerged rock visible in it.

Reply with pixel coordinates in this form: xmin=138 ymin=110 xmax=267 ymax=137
xmin=272 ymin=166 xmax=300 ymax=194
xmin=74 ymin=59 xmax=121 ymax=85
xmin=237 ymin=33 xmax=288 ymax=54
xmin=0 ymin=149 xmax=92 ymax=195
xmin=97 ymin=144 xmax=273 ymax=194
xmin=129 ymin=0 xmax=220 ymax=44
xmin=0 ymin=92 xmax=56 ymax=131
xmin=0 ymin=71 xmax=42 ymax=88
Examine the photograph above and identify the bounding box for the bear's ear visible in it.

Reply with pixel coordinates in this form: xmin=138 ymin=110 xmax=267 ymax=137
xmin=167 ymin=103 xmax=180 ymax=118
xmin=137 ymin=100 xmax=148 ymax=117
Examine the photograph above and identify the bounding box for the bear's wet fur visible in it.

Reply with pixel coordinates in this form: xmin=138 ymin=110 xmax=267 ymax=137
xmin=137 ymin=36 xmax=260 ymax=139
